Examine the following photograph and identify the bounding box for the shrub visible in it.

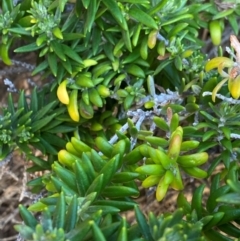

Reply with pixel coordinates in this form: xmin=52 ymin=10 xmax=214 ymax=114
xmin=1 ymin=0 xmax=240 ymax=240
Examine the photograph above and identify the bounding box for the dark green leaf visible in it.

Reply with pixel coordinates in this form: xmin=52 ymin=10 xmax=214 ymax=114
xmin=31 ymin=113 xmax=57 ymax=132
xmin=65 ymin=195 xmax=78 ymax=232
xmin=27 ymin=154 xmax=51 ymax=170
xmin=48 ymin=53 xmax=58 ymax=77
xmin=53 ymin=192 xmax=66 ymax=229
xmin=134 ymin=205 xmax=154 ymax=241
xmin=102 ymin=0 xmax=127 ymax=30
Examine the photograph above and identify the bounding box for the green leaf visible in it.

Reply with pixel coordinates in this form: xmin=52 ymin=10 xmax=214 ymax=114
xmin=65 ymin=195 xmax=78 ymax=232
xmin=7 ymin=93 xmax=15 ymax=114
xmin=27 ymin=201 xmax=47 ymax=212
xmin=14 ymin=224 xmax=33 ymax=240
xmin=177 ymin=192 xmax=191 ymax=214
xmin=94 ymin=199 xmax=136 ymax=211
xmin=27 ymin=154 xmax=51 ymax=170
xmin=148 ymin=0 xmax=168 ymax=15
xmin=206 ymin=186 xmax=231 ymax=213
xmin=32 ymin=60 xmax=48 ymax=75
xmin=17 ymin=142 xmax=32 ymax=154
xmin=202 ymin=130 xmax=218 ymax=142
xmin=200 ymin=110 xmax=219 ymax=123
xmin=203 ymin=212 xmax=224 ymax=231
xmin=136 ymin=165 xmax=165 ymax=176
xmin=44 ymin=124 xmax=76 ymax=133
xmin=18 ymin=90 xmax=28 ymax=111
xmin=118 ymin=0 xmax=149 ymax=2
xmin=60 ymin=58 xmax=73 ymax=74
xmin=212 ymin=8 xmax=234 ymax=20
xmin=85 ymin=174 xmax=104 ymax=197
xmin=53 ymin=192 xmax=66 ymax=229
xmin=121 ymin=27 xmax=132 ymax=52
xmin=92 ymin=221 xmax=106 ymax=241
xmin=19 ymin=204 xmax=38 ymax=229
xmin=117 ymin=218 xmax=127 ymax=241
xmin=51 ymin=176 xmax=76 ymax=195
xmin=154 ymin=59 xmax=173 ymax=75
xmin=217 ymin=193 xmax=240 ymax=205
xmin=62 ymin=33 xmax=85 ymax=41
xmin=228 ymin=14 xmax=239 ymax=35
xmin=112 ymin=172 xmax=139 ymax=183
xmin=38 ymin=136 xmax=58 ymax=155
xmin=73 ymin=160 xmax=90 ymax=195
xmin=81 ymin=153 xmax=96 ymax=183
xmin=40 ymin=132 xmax=66 ymax=148
xmin=31 ymin=113 xmax=57 ymax=132
xmin=33 ymin=101 xmax=57 ymax=121
xmin=123 ymin=95 xmax=135 ymax=110
xmin=84 ymin=0 xmax=98 ymax=34
xmin=30 ymin=87 xmax=38 ymax=113
xmin=48 ymin=53 xmax=58 ymax=77
xmin=40 ymin=196 xmax=57 ymax=205
xmin=40 ymin=119 xmax=63 ymax=132
xmin=50 ymin=40 xmax=66 ymax=61
xmin=62 ymin=9 xmax=79 ymax=31
xmin=161 ymin=14 xmax=193 ymax=26
xmin=102 ymin=186 xmax=139 ymax=198
xmin=218 ymin=208 xmax=240 ymax=225
xmin=62 ymin=44 xmax=83 ymax=64
xmin=66 ymin=219 xmax=91 ymax=241
xmin=135 ymin=205 xmax=154 ymax=241
xmin=92 ymin=27 xmax=102 ymax=55
xmin=128 ymin=6 xmax=158 ymax=29
xmin=218 ymin=223 xmax=240 ymax=238
xmin=191 ymin=184 xmax=205 ymax=219
xmin=2 ymin=0 xmax=14 ymax=11
xmin=220 ymin=127 xmax=231 ymax=140
xmin=203 ymin=228 xmax=232 ymax=241
xmin=102 ymin=0 xmax=127 ymax=30
xmin=88 ymin=205 xmax=120 ymax=215
xmin=18 ymin=111 xmax=33 ymax=125
xmin=9 ymin=27 xmax=31 ymax=35
xmin=101 ymin=222 xmax=121 ymax=239
xmin=99 ymin=155 xmax=120 ymax=188
xmin=14 ymin=42 xmax=42 ymax=53
xmin=220 ymin=139 xmax=232 ymax=152
xmin=52 ymin=162 xmax=78 ymax=193
xmin=82 ymin=0 xmax=90 ymax=8
xmin=90 ymin=149 xmax=107 ymax=172
xmin=153 ymin=116 xmax=169 ymax=132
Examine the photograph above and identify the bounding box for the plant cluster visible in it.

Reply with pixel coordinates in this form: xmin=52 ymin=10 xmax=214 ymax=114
xmin=1 ymin=0 xmax=240 ymax=240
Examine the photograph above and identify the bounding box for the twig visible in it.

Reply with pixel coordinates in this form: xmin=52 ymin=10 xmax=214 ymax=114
xmin=108 ymin=122 xmax=129 ymax=146
xmin=230 ymin=133 xmax=240 ymax=139
xmin=0 ymin=152 xmax=13 ymax=168
xmin=202 ymin=91 xmax=240 ymax=104
xmin=19 ymin=169 xmax=27 ymax=202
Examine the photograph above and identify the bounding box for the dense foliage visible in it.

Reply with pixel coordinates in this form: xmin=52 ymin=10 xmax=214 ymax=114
xmin=1 ymin=0 xmax=240 ymax=240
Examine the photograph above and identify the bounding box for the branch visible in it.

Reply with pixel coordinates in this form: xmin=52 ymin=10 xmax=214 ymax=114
xmin=202 ymin=91 xmax=240 ymax=104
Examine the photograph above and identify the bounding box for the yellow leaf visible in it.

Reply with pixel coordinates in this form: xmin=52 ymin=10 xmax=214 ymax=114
xmin=205 ymin=57 xmax=233 ymax=72
xmin=212 ymin=78 xmax=228 ymax=102
xmin=228 ymin=76 xmax=240 ymax=99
